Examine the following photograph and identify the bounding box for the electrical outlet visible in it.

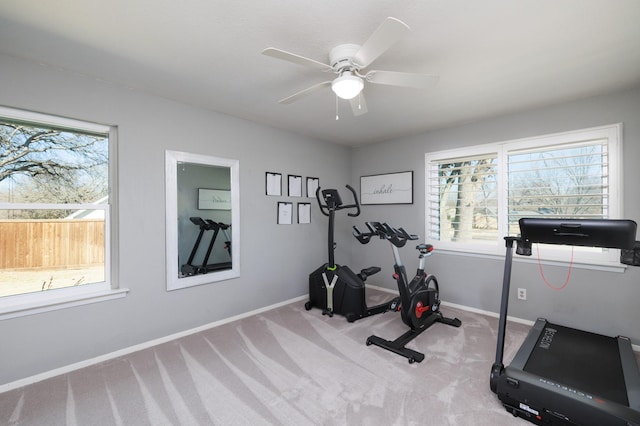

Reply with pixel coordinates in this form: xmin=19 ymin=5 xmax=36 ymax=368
xmin=517 ymin=288 xmax=527 ymax=300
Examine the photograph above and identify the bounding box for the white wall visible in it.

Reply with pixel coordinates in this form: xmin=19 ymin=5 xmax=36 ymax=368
xmin=350 ymin=86 xmax=640 ymax=342
xmin=0 ymin=54 xmax=353 ymax=386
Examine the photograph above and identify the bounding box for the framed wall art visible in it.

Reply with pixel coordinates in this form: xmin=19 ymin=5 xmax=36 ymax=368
xmin=360 ymin=171 xmax=413 ymax=205
xmin=306 ymin=177 xmax=319 ymax=198
xmin=277 ymin=201 xmax=293 ymax=224
xmin=198 ymin=188 xmax=232 ymax=210
xmin=298 ymin=202 xmax=311 ymax=224
xmin=288 ymin=174 xmax=302 ymax=197
xmin=266 ymin=172 xmax=282 ymax=196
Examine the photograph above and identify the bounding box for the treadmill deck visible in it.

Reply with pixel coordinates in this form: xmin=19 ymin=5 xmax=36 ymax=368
xmin=523 ymin=321 xmax=628 ymax=405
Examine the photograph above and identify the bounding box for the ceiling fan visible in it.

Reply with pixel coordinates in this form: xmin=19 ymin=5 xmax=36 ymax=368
xmin=262 ymin=17 xmax=439 ymax=117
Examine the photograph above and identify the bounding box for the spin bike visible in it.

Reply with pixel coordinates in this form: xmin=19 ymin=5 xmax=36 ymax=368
xmin=355 ymin=222 xmax=461 ymax=363
xmin=306 ymin=185 xmax=400 ymax=322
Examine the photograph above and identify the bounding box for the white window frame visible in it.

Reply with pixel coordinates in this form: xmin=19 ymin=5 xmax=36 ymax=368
xmin=0 ymin=106 xmax=127 ymax=320
xmin=425 ymin=124 xmax=624 ymax=271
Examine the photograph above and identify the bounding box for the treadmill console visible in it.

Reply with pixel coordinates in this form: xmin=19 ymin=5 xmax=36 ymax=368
xmin=519 ymin=218 xmax=637 ymax=249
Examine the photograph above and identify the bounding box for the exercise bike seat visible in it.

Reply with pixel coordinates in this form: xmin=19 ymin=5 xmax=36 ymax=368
xmin=416 ymin=244 xmax=434 ymax=254
xmin=358 ymin=266 xmax=381 ymax=281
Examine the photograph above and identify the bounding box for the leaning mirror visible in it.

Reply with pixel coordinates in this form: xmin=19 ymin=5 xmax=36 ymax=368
xmin=165 ymin=150 xmax=240 ymax=291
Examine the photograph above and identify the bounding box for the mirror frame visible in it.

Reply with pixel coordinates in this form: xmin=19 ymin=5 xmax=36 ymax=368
xmin=165 ymin=150 xmax=240 ymax=291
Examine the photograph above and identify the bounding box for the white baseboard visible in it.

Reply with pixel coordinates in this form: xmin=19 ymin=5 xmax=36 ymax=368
xmin=368 ymin=284 xmax=532 ymax=326
xmin=367 ymin=284 xmax=640 ymax=351
xmin=2 ymin=291 xmax=638 ymax=393
xmin=0 ymin=295 xmax=308 ymax=394
xmin=439 ymin=300 xmax=535 ymax=326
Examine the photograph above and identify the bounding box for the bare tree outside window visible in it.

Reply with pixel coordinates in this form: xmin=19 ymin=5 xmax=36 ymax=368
xmin=508 ymin=144 xmax=608 ymax=233
xmin=0 ymin=123 xmax=108 ymax=218
xmin=0 ymin=119 xmax=110 ymax=298
xmin=435 ymin=157 xmax=497 ymax=242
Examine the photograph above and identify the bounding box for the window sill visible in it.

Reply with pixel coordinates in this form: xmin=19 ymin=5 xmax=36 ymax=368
xmin=0 ymin=288 xmax=129 ymax=320
xmin=435 ymin=249 xmax=628 ymax=273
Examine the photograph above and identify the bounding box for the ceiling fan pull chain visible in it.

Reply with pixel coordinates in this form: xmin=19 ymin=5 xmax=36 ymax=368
xmin=335 ymin=95 xmax=339 ymax=120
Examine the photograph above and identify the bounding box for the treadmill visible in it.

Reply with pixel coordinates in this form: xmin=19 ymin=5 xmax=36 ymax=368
xmin=490 ymin=218 xmax=640 ymax=425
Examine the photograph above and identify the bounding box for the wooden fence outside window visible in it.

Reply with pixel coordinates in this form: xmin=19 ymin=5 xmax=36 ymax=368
xmin=0 ymin=219 xmax=105 ymax=270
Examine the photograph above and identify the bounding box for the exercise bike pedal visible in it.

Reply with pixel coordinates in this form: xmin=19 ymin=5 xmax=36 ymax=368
xmin=389 ymin=297 xmax=401 ymax=311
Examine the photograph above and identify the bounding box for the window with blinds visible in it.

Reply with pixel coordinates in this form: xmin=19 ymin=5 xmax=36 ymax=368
xmin=427 ymin=153 xmax=498 ymax=244
xmin=507 ymin=141 xmax=609 ymax=235
xmin=425 ymin=124 xmax=622 ymax=265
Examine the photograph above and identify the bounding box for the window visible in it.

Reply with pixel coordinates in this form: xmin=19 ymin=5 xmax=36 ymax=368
xmin=425 ymin=124 xmax=622 ymax=267
xmin=0 ymin=106 xmax=124 ymax=319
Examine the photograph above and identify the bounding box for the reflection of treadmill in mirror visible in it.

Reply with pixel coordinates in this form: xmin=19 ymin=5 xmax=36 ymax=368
xmin=181 ymin=217 xmax=209 ymax=276
xmin=200 ymin=220 xmax=232 ymax=273
xmin=490 ymin=218 xmax=640 ymax=425
xmin=180 ymin=217 xmax=231 ymax=276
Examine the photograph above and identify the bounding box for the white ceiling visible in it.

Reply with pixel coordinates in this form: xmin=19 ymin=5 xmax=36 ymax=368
xmin=1 ymin=0 xmax=639 ymax=147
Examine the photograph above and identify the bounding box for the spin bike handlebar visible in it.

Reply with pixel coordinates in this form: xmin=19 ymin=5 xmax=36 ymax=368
xmin=363 ymin=222 xmax=419 ymax=248
xmin=352 ymin=225 xmax=375 ymax=244
xmin=315 ymin=184 xmax=361 ymax=217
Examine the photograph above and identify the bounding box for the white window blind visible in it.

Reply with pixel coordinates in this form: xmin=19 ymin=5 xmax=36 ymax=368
xmin=427 ymin=153 xmax=498 ymax=244
xmin=425 ymin=124 xmax=622 ymax=267
xmin=507 ymin=140 xmax=609 ymax=235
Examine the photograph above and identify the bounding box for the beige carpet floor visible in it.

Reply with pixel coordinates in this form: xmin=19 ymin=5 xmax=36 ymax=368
xmin=0 ymin=290 xmax=578 ymax=425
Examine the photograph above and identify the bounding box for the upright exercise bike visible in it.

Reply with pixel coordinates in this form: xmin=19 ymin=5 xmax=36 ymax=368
xmin=306 ymin=185 xmax=399 ymax=322
xmin=356 ymin=222 xmax=461 ymax=363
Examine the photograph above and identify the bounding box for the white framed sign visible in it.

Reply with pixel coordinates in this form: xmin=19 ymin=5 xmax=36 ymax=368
xmin=360 ymin=171 xmax=413 ymax=205
xmin=198 ymin=189 xmax=232 ymax=210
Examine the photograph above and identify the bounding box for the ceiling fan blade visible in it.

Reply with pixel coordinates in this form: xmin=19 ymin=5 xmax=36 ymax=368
xmin=278 ymin=81 xmax=332 ymax=104
xmin=349 ymin=93 xmax=368 ymax=116
xmin=262 ymin=47 xmax=333 ymax=72
xmin=365 ymin=70 xmax=439 ymax=88
xmin=352 ymin=17 xmax=410 ymax=68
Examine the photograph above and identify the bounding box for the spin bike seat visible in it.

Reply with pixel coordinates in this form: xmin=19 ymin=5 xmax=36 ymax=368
xmin=416 ymin=244 xmax=434 ymax=254
xmin=358 ymin=266 xmax=381 ymax=281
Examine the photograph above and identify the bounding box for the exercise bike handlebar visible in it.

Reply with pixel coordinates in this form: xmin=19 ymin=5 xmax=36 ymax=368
xmin=344 ymin=184 xmax=361 ymax=217
xmin=363 ymin=222 xmax=419 ymax=248
xmin=352 ymin=225 xmax=374 ymax=244
xmin=384 ymin=224 xmax=419 ymax=247
xmin=396 ymin=227 xmax=420 ymax=242
xmin=315 ymin=184 xmax=361 ymax=217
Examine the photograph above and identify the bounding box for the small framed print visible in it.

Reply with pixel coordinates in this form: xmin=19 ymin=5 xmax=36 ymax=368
xmin=306 ymin=177 xmax=319 ymax=198
xmin=266 ymin=172 xmax=282 ymax=196
xmin=298 ymin=202 xmax=311 ymax=224
xmin=288 ymin=174 xmax=302 ymax=197
xmin=277 ymin=202 xmax=293 ymax=225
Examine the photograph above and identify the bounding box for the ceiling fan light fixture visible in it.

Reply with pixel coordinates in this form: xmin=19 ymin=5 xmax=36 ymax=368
xmin=331 ymin=71 xmax=364 ymax=100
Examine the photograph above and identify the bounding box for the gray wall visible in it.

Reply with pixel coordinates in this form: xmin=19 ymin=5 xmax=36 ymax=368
xmin=0 ymin=54 xmax=353 ymax=386
xmin=350 ymin=86 xmax=640 ymax=342
xmin=1 ymin=52 xmax=639 ymax=387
